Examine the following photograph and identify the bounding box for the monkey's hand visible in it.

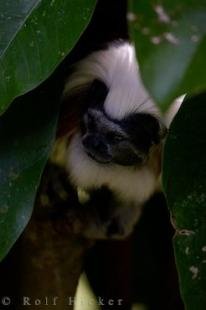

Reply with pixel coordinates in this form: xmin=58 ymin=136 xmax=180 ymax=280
xmin=38 ymin=163 xmax=142 ymax=240
xmin=72 ymin=186 xmax=142 ymax=240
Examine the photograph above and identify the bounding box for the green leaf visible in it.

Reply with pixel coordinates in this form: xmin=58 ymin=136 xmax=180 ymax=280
xmin=129 ymin=0 xmax=206 ymax=111
xmin=0 ymin=0 xmax=96 ymax=114
xmin=0 ymin=83 xmax=59 ymax=261
xmin=163 ymin=94 xmax=206 ymax=309
xmin=0 ymin=0 xmax=96 ymax=261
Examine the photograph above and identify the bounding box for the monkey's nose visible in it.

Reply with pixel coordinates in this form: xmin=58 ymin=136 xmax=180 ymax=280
xmin=82 ymin=134 xmax=102 ymax=150
xmin=82 ymin=134 xmax=112 ymax=163
xmin=83 ymin=134 xmax=110 ymax=156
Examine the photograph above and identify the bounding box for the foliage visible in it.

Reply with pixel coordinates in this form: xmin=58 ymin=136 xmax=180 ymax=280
xmin=129 ymin=1 xmax=206 ymax=308
xmin=129 ymin=0 xmax=206 ymax=111
xmin=163 ymin=94 xmax=206 ymax=309
xmin=0 ymin=0 xmax=96 ymax=260
xmin=0 ymin=0 xmax=206 ymax=308
xmin=0 ymin=87 xmax=59 ymax=260
xmin=0 ymin=0 xmax=96 ymax=114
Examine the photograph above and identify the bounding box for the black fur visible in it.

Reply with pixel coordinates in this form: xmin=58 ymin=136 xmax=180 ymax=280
xmin=121 ymin=113 xmax=163 ymax=152
xmin=86 ymin=79 xmax=109 ymax=110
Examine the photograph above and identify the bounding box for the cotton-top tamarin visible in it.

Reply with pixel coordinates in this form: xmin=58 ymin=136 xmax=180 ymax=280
xmin=52 ymin=41 xmax=167 ymax=239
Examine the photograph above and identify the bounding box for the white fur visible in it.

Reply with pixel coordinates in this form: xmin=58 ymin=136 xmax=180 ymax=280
xmin=67 ymin=134 xmax=157 ymax=204
xmin=64 ymin=42 xmax=161 ymax=207
xmin=64 ymin=42 xmax=159 ymax=119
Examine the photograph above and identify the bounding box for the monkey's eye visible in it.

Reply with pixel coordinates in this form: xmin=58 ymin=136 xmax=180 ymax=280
xmin=114 ymin=134 xmax=125 ymax=142
xmin=85 ymin=113 xmax=96 ymax=131
xmin=106 ymin=132 xmax=125 ymax=143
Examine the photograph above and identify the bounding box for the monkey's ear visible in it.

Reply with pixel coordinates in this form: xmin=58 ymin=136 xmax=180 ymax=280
xmin=158 ymin=120 xmax=168 ymax=141
xmin=87 ymin=79 xmax=109 ymax=108
xmin=148 ymin=118 xmax=168 ymax=145
xmin=122 ymin=113 xmax=168 ymax=152
xmin=57 ymin=79 xmax=108 ymax=138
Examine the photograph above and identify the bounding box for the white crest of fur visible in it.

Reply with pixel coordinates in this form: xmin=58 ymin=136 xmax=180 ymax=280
xmin=67 ymin=134 xmax=157 ymax=204
xmin=64 ymin=42 xmax=159 ymax=119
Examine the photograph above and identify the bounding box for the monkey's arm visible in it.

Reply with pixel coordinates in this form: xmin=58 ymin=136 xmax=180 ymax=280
xmin=78 ymin=187 xmax=143 ymax=239
xmin=39 ymin=162 xmax=142 ymax=240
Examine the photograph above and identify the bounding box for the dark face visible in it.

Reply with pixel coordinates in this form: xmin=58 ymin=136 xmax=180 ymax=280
xmin=80 ymin=79 xmax=167 ymax=166
xmin=81 ymin=108 xmax=166 ymax=166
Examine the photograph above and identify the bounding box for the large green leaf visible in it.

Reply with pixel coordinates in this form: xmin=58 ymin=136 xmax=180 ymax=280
xmin=0 ymin=0 xmax=96 ymax=261
xmin=0 ymin=0 xmax=96 ymax=114
xmin=163 ymin=94 xmax=206 ymax=309
xmin=129 ymin=0 xmax=206 ymax=111
xmin=0 ymin=82 xmax=59 ymax=261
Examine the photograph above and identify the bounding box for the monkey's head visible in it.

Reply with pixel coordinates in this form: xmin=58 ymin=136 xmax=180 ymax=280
xmin=80 ymin=80 xmax=167 ymax=167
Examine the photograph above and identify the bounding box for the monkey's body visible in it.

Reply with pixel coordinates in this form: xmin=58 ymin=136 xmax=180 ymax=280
xmin=56 ymin=42 xmax=166 ymax=239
